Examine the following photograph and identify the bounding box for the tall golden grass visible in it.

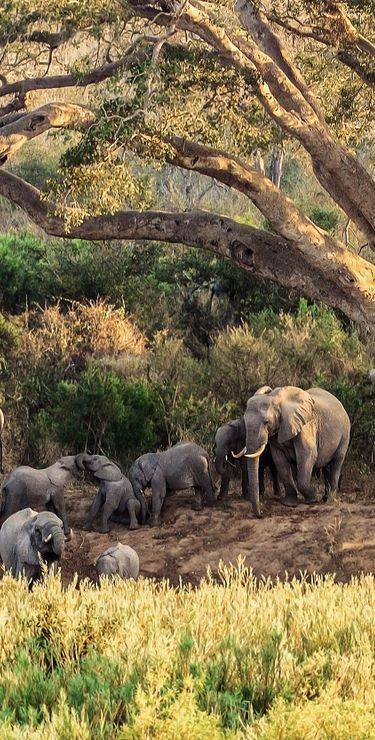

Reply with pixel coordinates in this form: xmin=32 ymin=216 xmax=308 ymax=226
xmin=0 ymin=561 xmax=375 ymax=737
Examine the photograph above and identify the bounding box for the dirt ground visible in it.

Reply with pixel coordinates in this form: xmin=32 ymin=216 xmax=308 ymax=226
xmin=60 ymin=470 xmax=375 ymax=587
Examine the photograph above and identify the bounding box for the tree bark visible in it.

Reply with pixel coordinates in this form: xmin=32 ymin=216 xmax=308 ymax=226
xmin=0 ymin=103 xmax=95 ymax=164
xmin=0 ymin=170 xmax=373 ymax=333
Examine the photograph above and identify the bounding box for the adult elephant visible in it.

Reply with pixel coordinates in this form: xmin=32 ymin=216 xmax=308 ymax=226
xmin=0 ymin=454 xmax=86 ymax=536
xmin=238 ymin=386 xmax=350 ymax=517
xmin=0 ymin=508 xmax=65 ymax=585
xmin=95 ymin=543 xmax=139 ymax=580
xmin=129 ymin=442 xmax=217 ymax=526
xmin=214 ymin=418 xmax=280 ymax=500
xmin=82 ymin=454 xmax=141 ymax=533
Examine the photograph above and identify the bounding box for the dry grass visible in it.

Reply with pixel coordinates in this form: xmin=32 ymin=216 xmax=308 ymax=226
xmin=1 ymin=561 xmax=375 ymax=737
xmin=20 ymin=299 xmax=145 ymax=368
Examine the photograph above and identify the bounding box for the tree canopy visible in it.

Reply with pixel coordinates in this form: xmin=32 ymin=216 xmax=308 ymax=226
xmin=0 ymin=0 xmax=374 ymax=332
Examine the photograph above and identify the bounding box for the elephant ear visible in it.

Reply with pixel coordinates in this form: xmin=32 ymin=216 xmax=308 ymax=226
xmin=94 ymin=462 xmax=123 ymax=482
xmin=277 ymin=387 xmax=315 ymax=444
xmin=254 ymin=385 xmax=273 ymax=395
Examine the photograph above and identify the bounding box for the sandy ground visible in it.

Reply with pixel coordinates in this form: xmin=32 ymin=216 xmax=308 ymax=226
xmin=58 ymin=470 xmax=375 ymax=586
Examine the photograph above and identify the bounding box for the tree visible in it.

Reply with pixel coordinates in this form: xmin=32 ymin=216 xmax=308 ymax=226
xmin=0 ymin=1 xmax=374 ymax=331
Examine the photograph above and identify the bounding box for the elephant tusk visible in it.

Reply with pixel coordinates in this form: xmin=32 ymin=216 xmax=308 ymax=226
xmin=43 ymin=533 xmax=53 ymax=543
xmin=244 ymin=443 xmax=266 ymax=459
xmin=231 ymin=446 xmax=247 ymax=459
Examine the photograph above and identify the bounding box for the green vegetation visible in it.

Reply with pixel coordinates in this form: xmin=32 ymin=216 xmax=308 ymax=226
xmin=0 ymin=236 xmax=373 ymax=469
xmin=0 ymin=565 xmax=375 ymax=737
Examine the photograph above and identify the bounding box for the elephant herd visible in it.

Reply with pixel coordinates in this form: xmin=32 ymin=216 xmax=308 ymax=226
xmin=0 ymin=384 xmax=351 ymax=586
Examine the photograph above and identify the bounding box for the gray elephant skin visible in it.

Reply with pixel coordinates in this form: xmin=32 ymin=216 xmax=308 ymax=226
xmin=240 ymin=385 xmax=350 ymax=517
xmin=0 ymin=454 xmax=86 ymax=536
xmin=214 ymin=418 xmax=280 ymax=500
xmin=129 ymin=441 xmax=217 ymax=526
xmin=82 ymin=454 xmax=140 ymax=533
xmin=95 ymin=542 xmax=139 ymax=580
xmin=0 ymin=508 xmax=65 ymax=585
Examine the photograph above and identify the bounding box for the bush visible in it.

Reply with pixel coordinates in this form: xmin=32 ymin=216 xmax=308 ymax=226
xmin=307 ymin=206 xmax=340 ymax=233
xmin=43 ymin=365 xmax=163 ymax=465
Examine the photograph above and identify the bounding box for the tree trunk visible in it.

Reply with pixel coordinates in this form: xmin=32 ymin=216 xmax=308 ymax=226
xmin=269 ymin=147 xmax=284 ymax=188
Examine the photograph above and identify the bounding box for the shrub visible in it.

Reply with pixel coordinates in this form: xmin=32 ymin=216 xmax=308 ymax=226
xmin=0 ymin=232 xmax=52 ymax=312
xmin=308 ymin=206 xmax=340 ymax=233
xmin=19 ymin=299 xmax=145 ymax=376
xmin=44 ymin=365 xmax=163 ymax=465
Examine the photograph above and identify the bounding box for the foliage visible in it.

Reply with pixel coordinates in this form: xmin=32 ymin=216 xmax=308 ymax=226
xmin=19 ymin=298 xmax=145 ymax=375
xmin=1 ymin=296 xmax=373 ymax=467
xmin=307 ymin=206 xmax=340 ymax=234
xmin=44 ymin=365 xmax=163 ymax=464
xmin=1 ymin=565 xmax=375 ymax=736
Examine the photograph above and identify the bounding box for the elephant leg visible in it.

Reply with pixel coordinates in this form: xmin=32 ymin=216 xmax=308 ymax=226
xmin=294 ymin=445 xmax=319 ymax=503
xmin=150 ymin=473 xmax=166 ymax=527
xmin=50 ymin=488 xmax=70 ymax=536
xmin=83 ymin=491 xmax=103 ymax=530
xmin=269 ymin=458 xmax=281 ymax=499
xmin=258 ymin=462 xmax=265 ymax=498
xmin=322 ymin=447 xmax=347 ymax=502
xmin=218 ymin=469 xmax=231 ymax=500
xmin=199 ymin=472 xmax=216 ymax=506
xmin=269 ymin=446 xmax=299 ymax=507
xmin=127 ymin=498 xmax=140 ymax=530
xmin=191 ymin=488 xmax=203 ymax=510
xmin=99 ymin=500 xmax=117 ymax=534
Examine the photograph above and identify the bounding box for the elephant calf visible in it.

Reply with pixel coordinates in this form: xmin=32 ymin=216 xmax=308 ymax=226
xmin=0 ymin=454 xmax=86 ymax=536
xmin=82 ymin=454 xmax=140 ymax=533
xmin=214 ymin=418 xmax=280 ymax=500
xmin=0 ymin=508 xmax=65 ymax=586
xmin=95 ymin=542 xmax=139 ymax=580
xmin=129 ymin=441 xmax=217 ymax=526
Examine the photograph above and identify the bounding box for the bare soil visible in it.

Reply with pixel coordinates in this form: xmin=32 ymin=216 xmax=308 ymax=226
xmin=61 ymin=470 xmax=375 ymax=587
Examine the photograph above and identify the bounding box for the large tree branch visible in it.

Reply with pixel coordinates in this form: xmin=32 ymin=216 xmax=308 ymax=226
xmin=0 ymin=103 xmax=95 ymax=164
xmin=130 ymin=1 xmax=375 ymax=249
xmin=0 ymin=169 xmax=373 ymax=333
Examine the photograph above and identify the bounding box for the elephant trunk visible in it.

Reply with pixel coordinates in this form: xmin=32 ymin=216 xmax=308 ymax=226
xmin=42 ymin=526 xmax=65 ymax=559
xmin=214 ymin=452 xmax=227 ymax=476
xmin=75 ymin=453 xmax=91 ymax=471
xmin=51 ymin=527 xmax=65 ymax=557
xmin=246 ymin=456 xmax=262 ymax=518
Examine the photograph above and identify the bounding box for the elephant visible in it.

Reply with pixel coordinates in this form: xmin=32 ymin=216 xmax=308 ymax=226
xmin=0 ymin=408 xmax=4 ymax=474
xmin=214 ymin=418 xmax=280 ymax=500
xmin=238 ymin=385 xmax=350 ymax=517
xmin=129 ymin=441 xmax=217 ymax=526
xmin=82 ymin=454 xmax=141 ymax=533
xmin=0 ymin=454 xmax=86 ymax=536
xmin=95 ymin=542 xmax=139 ymax=580
xmin=0 ymin=507 xmax=65 ymax=585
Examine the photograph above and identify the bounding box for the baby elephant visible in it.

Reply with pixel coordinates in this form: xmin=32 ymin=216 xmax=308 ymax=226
xmin=95 ymin=542 xmax=139 ymax=580
xmin=82 ymin=454 xmax=140 ymax=533
xmin=0 ymin=508 xmax=65 ymax=586
xmin=129 ymin=441 xmax=217 ymax=526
